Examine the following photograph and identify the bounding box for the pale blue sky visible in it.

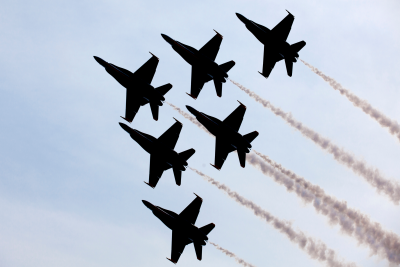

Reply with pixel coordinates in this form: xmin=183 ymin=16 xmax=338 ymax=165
xmin=0 ymin=0 xmax=400 ymax=266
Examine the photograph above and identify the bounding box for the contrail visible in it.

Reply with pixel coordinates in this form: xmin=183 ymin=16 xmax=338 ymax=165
xmin=301 ymin=59 xmax=400 ymax=142
xmin=190 ymin=167 xmax=358 ymax=267
xmin=230 ymin=79 xmax=400 ymax=205
xmin=166 ymin=101 xmax=400 ymax=264
xmin=165 ymin=101 xmax=210 ymax=134
xmin=209 ymin=242 xmax=256 ymax=267
xmin=251 ymin=149 xmax=400 ymax=265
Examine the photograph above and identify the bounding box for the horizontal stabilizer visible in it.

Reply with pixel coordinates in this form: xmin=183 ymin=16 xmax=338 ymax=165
xmin=213 ymin=79 xmax=222 ymax=97
xmin=210 ymin=163 xmax=221 ymax=170
xmin=200 ymin=223 xmax=215 ymax=235
xmin=173 ymin=167 xmax=182 ymax=186
xmin=120 ymin=116 xmax=132 ymax=123
xmin=243 ymin=131 xmax=259 ymax=143
xmin=186 ymin=92 xmax=197 ymax=100
xmin=194 ymin=242 xmax=202 ymax=261
xmin=238 ymin=149 xmax=246 ymax=168
xmin=150 ymin=102 xmax=159 ymax=121
xmin=156 ymin=83 xmax=173 ymax=96
xmin=291 ymin=41 xmax=306 ymax=53
xmin=179 ymin=148 xmax=195 ymax=161
xmin=284 ymin=58 xmax=293 ymax=77
xmin=219 ymin=60 xmax=235 ymax=73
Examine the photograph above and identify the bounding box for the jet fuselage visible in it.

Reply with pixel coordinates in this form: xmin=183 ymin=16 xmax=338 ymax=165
xmin=236 ymin=14 xmax=299 ymax=62
xmin=121 ymin=125 xmax=188 ymax=171
xmin=187 ymin=107 xmax=252 ymax=153
xmin=161 ymin=34 xmax=228 ymax=83
xmin=94 ymin=56 xmax=164 ymax=107
xmin=143 ymin=200 xmax=208 ymax=245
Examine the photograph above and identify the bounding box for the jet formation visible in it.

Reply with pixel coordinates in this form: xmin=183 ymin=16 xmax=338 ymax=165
xmin=236 ymin=11 xmax=306 ymax=78
xmin=186 ymin=102 xmax=258 ymax=170
xmin=143 ymin=194 xmax=215 ymax=263
xmin=161 ymin=32 xmax=235 ymax=99
xmin=94 ymin=10 xmax=304 ymax=264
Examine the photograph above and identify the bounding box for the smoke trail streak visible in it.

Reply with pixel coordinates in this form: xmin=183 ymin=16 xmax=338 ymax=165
xmin=165 ymin=100 xmax=400 ymax=264
xmin=165 ymin=101 xmax=210 ymax=135
xmin=301 ymin=59 xmax=400 ymax=142
xmin=190 ymin=167 xmax=358 ymax=267
xmin=230 ymin=79 xmax=400 ymax=205
xmin=209 ymin=242 xmax=256 ymax=267
xmin=250 ymin=149 xmax=400 ymax=265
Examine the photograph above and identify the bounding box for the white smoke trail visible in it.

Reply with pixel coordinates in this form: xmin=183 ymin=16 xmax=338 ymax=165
xmin=230 ymin=79 xmax=400 ymax=205
xmin=209 ymin=242 xmax=256 ymax=267
xmin=190 ymin=167 xmax=358 ymax=267
xmin=165 ymin=100 xmax=400 ymax=264
xmin=250 ymin=149 xmax=400 ymax=265
xmin=165 ymin=101 xmax=210 ymax=135
xmin=301 ymin=59 xmax=400 ymax=142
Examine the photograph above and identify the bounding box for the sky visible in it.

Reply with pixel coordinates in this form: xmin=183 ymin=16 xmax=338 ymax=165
xmin=0 ymin=0 xmax=400 ymax=266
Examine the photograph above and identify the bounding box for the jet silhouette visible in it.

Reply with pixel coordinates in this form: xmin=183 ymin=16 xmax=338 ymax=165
xmin=186 ymin=102 xmax=258 ymax=170
xmin=236 ymin=11 xmax=306 ymax=78
xmin=142 ymin=194 xmax=215 ymax=263
xmin=119 ymin=119 xmax=195 ymax=188
xmin=161 ymin=32 xmax=235 ymax=99
xmin=94 ymin=53 xmax=172 ymax=122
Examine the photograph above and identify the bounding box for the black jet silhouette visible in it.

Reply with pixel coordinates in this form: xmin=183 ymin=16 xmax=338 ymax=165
xmin=94 ymin=53 xmax=172 ymax=122
xmin=186 ymin=102 xmax=258 ymax=170
xmin=236 ymin=11 xmax=306 ymax=78
xmin=161 ymin=31 xmax=235 ymax=99
xmin=142 ymin=194 xmax=215 ymax=263
xmin=119 ymin=119 xmax=195 ymax=188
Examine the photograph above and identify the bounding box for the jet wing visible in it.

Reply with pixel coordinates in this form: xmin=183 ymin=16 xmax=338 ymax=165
xmin=199 ymin=32 xmax=223 ymax=61
xmin=178 ymin=195 xmax=203 ymax=224
xmin=169 ymin=231 xmax=192 ymax=263
xmin=213 ymin=137 xmax=236 ymax=169
xmin=123 ymin=89 xmax=141 ymax=122
xmin=189 ymin=67 xmax=212 ymax=99
xmin=223 ymin=102 xmax=246 ymax=132
xmin=131 ymin=55 xmax=159 ymax=84
xmin=148 ymin=155 xmax=165 ymax=188
xmin=271 ymin=12 xmax=294 ymax=42
xmin=261 ymin=44 xmax=284 ymax=78
xmin=158 ymin=120 xmax=183 ymax=150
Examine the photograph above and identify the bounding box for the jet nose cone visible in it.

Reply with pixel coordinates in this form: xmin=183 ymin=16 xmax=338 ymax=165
xmin=236 ymin=13 xmax=247 ymax=23
xmin=119 ymin=122 xmax=132 ymax=133
xmin=93 ymin=56 xmax=107 ymax=67
xmin=142 ymin=200 xmax=154 ymax=210
xmin=161 ymin=34 xmax=174 ymax=44
xmin=186 ymin=105 xmax=198 ymax=116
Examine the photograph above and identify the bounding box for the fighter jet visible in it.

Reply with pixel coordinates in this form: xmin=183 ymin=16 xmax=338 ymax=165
xmin=161 ymin=31 xmax=235 ymax=99
xmin=119 ymin=119 xmax=195 ymax=188
xmin=142 ymin=194 xmax=215 ymax=263
xmin=94 ymin=53 xmax=172 ymax=122
xmin=236 ymin=11 xmax=306 ymax=78
xmin=186 ymin=102 xmax=258 ymax=170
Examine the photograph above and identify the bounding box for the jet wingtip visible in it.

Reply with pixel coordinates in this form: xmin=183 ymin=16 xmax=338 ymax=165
xmin=237 ymin=100 xmax=246 ymax=109
xmin=240 ymin=164 xmax=246 ymax=168
xmin=186 ymin=92 xmax=197 ymax=100
xmin=120 ymin=116 xmax=132 ymax=123
xmin=193 ymin=193 xmax=203 ymax=201
xmin=258 ymin=71 xmax=269 ymax=78
xmin=149 ymin=52 xmax=159 ymax=60
xmin=210 ymin=163 xmax=221 ymax=170
xmin=166 ymin=258 xmax=177 ymax=264
xmin=173 ymin=117 xmax=182 ymax=125
xmin=286 ymin=9 xmax=294 ymax=16
xmin=144 ymin=181 xmax=155 ymax=188
xmin=213 ymin=29 xmax=223 ymax=38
